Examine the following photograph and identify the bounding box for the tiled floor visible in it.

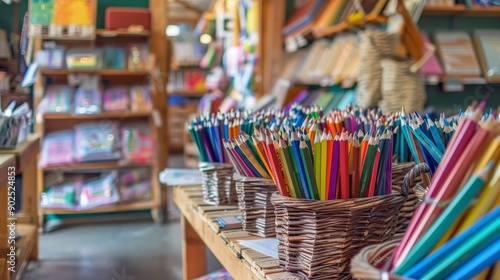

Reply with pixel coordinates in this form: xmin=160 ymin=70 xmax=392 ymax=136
xmin=22 ymin=154 xmax=222 ymax=280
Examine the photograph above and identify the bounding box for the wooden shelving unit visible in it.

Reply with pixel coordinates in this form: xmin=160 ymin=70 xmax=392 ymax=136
xmin=32 ymin=0 xmax=168 ymax=229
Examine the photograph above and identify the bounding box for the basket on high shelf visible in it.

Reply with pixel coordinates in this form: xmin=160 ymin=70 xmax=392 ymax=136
xmin=270 ymin=163 xmax=429 ymax=280
xmin=199 ymin=162 xmax=237 ymax=206
xmin=235 ymin=176 xmax=276 ymax=237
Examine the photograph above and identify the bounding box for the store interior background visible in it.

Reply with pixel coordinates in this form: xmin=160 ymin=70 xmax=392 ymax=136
xmin=1 ymin=0 xmax=500 ymax=280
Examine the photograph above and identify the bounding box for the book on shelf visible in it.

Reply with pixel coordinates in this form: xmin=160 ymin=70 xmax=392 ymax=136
xmin=474 ymin=30 xmax=500 ymax=80
xmin=434 ymin=31 xmax=482 ymax=77
xmin=283 ymin=0 xmax=326 ymax=37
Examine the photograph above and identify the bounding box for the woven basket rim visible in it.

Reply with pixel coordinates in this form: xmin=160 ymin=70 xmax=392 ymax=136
xmin=270 ymin=189 xmax=404 ymax=207
xmin=198 ymin=162 xmax=233 ymax=169
xmin=235 ymin=175 xmax=275 ymax=184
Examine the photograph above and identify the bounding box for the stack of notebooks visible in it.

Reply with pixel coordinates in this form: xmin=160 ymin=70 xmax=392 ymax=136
xmin=293 ymin=35 xmax=361 ymax=86
xmin=236 ymin=178 xmax=277 ymax=237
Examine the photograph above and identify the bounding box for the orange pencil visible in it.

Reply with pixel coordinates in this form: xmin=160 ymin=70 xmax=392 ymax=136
xmin=252 ymin=134 xmax=273 ymax=179
xmin=308 ymin=123 xmax=317 ymax=146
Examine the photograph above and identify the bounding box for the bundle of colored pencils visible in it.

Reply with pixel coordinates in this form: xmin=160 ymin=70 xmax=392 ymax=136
xmin=400 ymin=107 xmax=496 ymax=174
xmin=187 ymin=110 xmax=256 ymax=163
xmin=224 ymin=123 xmax=395 ymax=200
xmin=399 ymin=109 xmax=458 ymax=174
xmin=390 ymin=103 xmax=500 ymax=279
xmin=187 ymin=106 xmax=322 ymax=163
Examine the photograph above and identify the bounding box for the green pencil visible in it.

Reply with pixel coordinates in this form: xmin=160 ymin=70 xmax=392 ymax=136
xmin=300 ymin=140 xmax=319 ymax=200
xmin=279 ymin=139 xmax=301 ymax=198
xmin=359 ymin=137 xmax=377 ymax=197
xmin=285 ymin=138 xmax=305 ymax=198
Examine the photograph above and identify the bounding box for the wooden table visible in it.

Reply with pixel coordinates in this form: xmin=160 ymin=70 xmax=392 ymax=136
xmin=173 ymin=186 xmax=302 ymax=280
xmin=0 ymin=135 xmax=40 ymax=280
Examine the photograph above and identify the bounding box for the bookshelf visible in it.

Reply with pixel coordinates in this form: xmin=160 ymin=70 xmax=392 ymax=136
xmin=32 ymin=1 xmax=168 ymax=230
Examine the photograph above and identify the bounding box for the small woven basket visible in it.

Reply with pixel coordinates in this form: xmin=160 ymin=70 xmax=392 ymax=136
xmin=270 ymin=164 xmax=428 ymax=280
xmin=199 ymin=162 xmax=237 ymax=205
xmin=351 ymin=236 xmax=405 ymax=280
xmin=236 ymin=176 xmax=277 ymax=237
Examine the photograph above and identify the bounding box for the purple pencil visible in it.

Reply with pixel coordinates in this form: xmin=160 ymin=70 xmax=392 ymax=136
xmin=198 ymin=124 xmax=216 ymax=162
xmin=328 ymin=135 xmax=340 ymax=200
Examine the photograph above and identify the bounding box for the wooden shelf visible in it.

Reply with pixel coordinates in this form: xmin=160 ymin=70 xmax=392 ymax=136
xmin=422 ymin=4 xmax=500 ymax=17
xmin=96 ymin=29 xmax=150 ymax=37
xmin=41 ymin=201 xmax=152 ymax=215
xmin=11 ymin=224 xmax=37 ymax=280
xmin=42 ymin=160 xmax=152 ymax=171
xmin=39 ymin=69 xmax=150 ymax=76
xmin=172 ymin=58 xmax=202 ymax=68
xmin=43 ymin=111 xmax=151 ymax=120
xmin=169 ymin=88 xmax=206 ymax=96
xmin=39 ymin=35 xmax=95 ymax=41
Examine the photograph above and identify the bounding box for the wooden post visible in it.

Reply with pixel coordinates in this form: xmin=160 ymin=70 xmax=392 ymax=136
xmin=181 ymin=216 xmax=207 ymax=280
xmin=149 ymin=0 xmax=169 ymax=222
xmin=257 ymin=0 xmax=285 ymax=99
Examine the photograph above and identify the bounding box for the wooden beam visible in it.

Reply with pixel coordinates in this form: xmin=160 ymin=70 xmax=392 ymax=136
xmin=172 ymin=0 xmax=203 ymax=15
xmin=257 ymin=0 xmax=285 ymax=99
xmin=150 ymin=0 xmax=169 ymax=215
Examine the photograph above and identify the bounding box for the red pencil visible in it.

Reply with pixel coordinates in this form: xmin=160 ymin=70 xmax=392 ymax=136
xmin=367 ymin=149 xmax=381 ymax=197
xmin=264 ymin=132 xmax=289 ymax=196
xmin=339 ymin=130 xmax=350 ymax=199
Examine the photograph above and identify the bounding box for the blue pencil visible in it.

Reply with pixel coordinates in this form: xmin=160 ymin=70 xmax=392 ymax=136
xmin=291 ymin=132 xmax=311 ymax=199
xmin=446 ymin=237 xmax=500 ymax=280
xmin=403 ymin=206 xmax=500 ymax=278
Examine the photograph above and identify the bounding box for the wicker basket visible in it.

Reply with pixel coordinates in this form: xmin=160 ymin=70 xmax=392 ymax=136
xmin=270 ymin=164 xmax=427 ymax=280
xmin=199 ymin=162 xmax=237 ymax=205
xmin=236 ymin=176 xmax=277 ymax=237
xmin=351 ymin=237 xmax=405 ymax=280
xmin=391 ymin=163 xmax=429 ymax=233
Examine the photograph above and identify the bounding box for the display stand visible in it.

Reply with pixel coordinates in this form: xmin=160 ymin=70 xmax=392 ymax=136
xmin=173 ymin=185 xmax=301 ymax=280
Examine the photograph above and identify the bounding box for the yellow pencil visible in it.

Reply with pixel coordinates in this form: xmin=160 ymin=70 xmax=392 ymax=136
xmin=457 ymin=162 xmax=500 ymax=233
xmin=320 ymin=130 xmax=328 ymax=198
xmin=473 ymin=135 xmax=500 ymax=173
